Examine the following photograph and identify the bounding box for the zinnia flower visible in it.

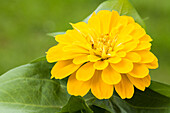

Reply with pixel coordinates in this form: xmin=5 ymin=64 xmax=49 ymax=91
xmin=46 ymin=10 xmax=158 ymax=99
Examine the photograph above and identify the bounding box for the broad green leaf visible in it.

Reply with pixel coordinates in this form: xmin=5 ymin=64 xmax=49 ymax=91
xmin=149 ymin=81 xmax=170 ymax=98
xmin=0 ymin=60 xmax=95 ymax=113
xmin=0 ymin=61 xmax=70 ymax=113
xmin=61 ymin=96 xmax=93 ymax=113
xmin=83 ymin=0 xmax=145 ymax=28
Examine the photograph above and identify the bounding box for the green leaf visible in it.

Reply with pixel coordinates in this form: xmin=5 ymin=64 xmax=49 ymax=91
xmin=149 ymin=81 xmax=170 ymax=98
xmin=47 ymin=32 xmax=65 ymax=37
xmin=61 ymin=96 xmax=93 ymax=113
xmin=113 ymin=88 xmax=170 ymax=113
xmin=85 ymin=89 xmax=170 ymax=113
xmin=83 ymin=0 xmax=145 ymax=28
xmin=0 ymin=60 xmax=70 ymax=113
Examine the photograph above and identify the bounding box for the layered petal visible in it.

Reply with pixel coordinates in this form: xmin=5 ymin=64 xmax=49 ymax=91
xmin=108 ymin=56 xmax=121 ymax=63
xmin=145 ymin=58 xmax=159 ymax=69
xmin=51 ymin=60 xmax=81 ymax=79
xmin=46 ymin=44 xmax=64 ymax=63
xmin=67 ymin=72 xmax=91 ymax=96
xmin=91 ymin=71 xmax=114 ymax=99
xmin=102 ymin=65 xmax=121 ymax=85
xmin=115 ymin=75 xmax=134 ymax=99
xmin=111 ymin=59 xmax=133 ymax=73
xmin=134 ymin=41 xmax=151 ymax=51
xmin=93 ymin=60 xmax=109 ymax=70
xmin=73 ymin=55 xmax=89 ymax=64
xmin=88 ymin=12 xmax=101 ymax=34
xmin=76 ymin=62 xmax=95 ymax=81
xmin=136 ymin=51 xmax=155 ymax=63
xmin=96 ymin=10 xmax=112 ymax=34
xmin=127 ymin=74 xmax=151 ymax=91
xmin=125 ymin=52 xmax=141 ymax=62
xmin=129 ymin=63 xmax=149 ymax=78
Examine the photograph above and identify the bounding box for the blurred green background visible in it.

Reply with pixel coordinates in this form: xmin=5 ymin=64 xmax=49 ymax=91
xmin=0 ymin=0 xmax=169 ymax=84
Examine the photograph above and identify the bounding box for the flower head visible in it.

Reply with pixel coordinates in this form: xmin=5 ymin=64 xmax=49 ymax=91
xmin=46 ymin=10 xmax=158 ymax=99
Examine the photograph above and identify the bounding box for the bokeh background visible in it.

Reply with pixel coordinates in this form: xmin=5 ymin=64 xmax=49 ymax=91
xmin=0 ymin=0 xmax=169 ymax=84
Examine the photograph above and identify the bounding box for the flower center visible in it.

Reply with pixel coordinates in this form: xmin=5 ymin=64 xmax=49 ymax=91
xmin=90 ymin=34 xmax=117 ymax=59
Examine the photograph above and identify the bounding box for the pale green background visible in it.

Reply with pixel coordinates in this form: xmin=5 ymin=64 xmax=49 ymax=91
xmin=0 ymin=0 xmax=169 ymax=84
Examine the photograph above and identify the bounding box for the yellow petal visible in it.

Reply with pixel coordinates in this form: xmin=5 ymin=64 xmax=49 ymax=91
xmin=111 ymin=59 xmax=133 ymax=73
xmin=129 ymin=63 xmax=149 ymax=78
xmin=108 ymin=56 xmax=121 ymax=63
xmin=51 ymin=60 xmax=81 ymax=79
xmin=127 ymin=74 xmax=151 ymax=91
xmin=126 ymin=16 xmax=135 ymax=24
xmin=73 ymin=55 xmax=89 ymax=64
xmin=55 ymin=34 xmax=72 ymax=44
xmin=46 ymin=44 xmax=64 ymax=63
xmin=70 ymin=22 xmax=89 ymax=37
xmin=140 ymin=34 xmax=152 ymax=42
xmin=63 ymin=45 xmax=89 ymax=54
xmin=91 ymin=71 xmax=114 ymax=99
xmin=109 ymin=10 xmax=119 ymax=32
xmin=55 ymin=30 xmax=88 ymax=45
xmin=88 ymin=55 xmax=101 ymax=62
xmin=145 ymin=58 xmax=159 ymax=69
xmin=115 ymin=75 xmax=134 ymax=99
xmin=93 ymin=60 xmax=109 ymax=70
xmin=96 ymin=10 xmax=112 ymax=34
xmin=46 ymin=44 xmax=85 ymax=62
xmin=88 ymin=12 xmax=101 ymax=34
xmin=131 ymin=27 xmax=146 ymax=39
xmin=102 ymin=65 xmax=121 ymax=85
xmin=125 ymin=52 xmax=141 ymax=62
xmin=67 ymin=72 xmax=91 ymax=96
xmin=120 ymin=23 xmax=135 ymax=35
xmin=116 ymin=51 xmax=126 ymax=57
xmin=136 ymin=51 xmax=155 ymax=63
xmin=115 ymin=35 xmax=132 ymax=47
xmin=135 ymin=41 xmax=152 ymax=51
xmin=76 ymin=62 xmax=95 ymax=81
xmin=122 ymin=40 xmax=138 ymax=52
xmin=116 ymin=16 xmax=129 ymax=31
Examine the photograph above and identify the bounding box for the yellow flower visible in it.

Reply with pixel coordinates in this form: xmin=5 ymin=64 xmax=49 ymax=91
xmin=46 ymin=10 xmax=158 ymax=99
